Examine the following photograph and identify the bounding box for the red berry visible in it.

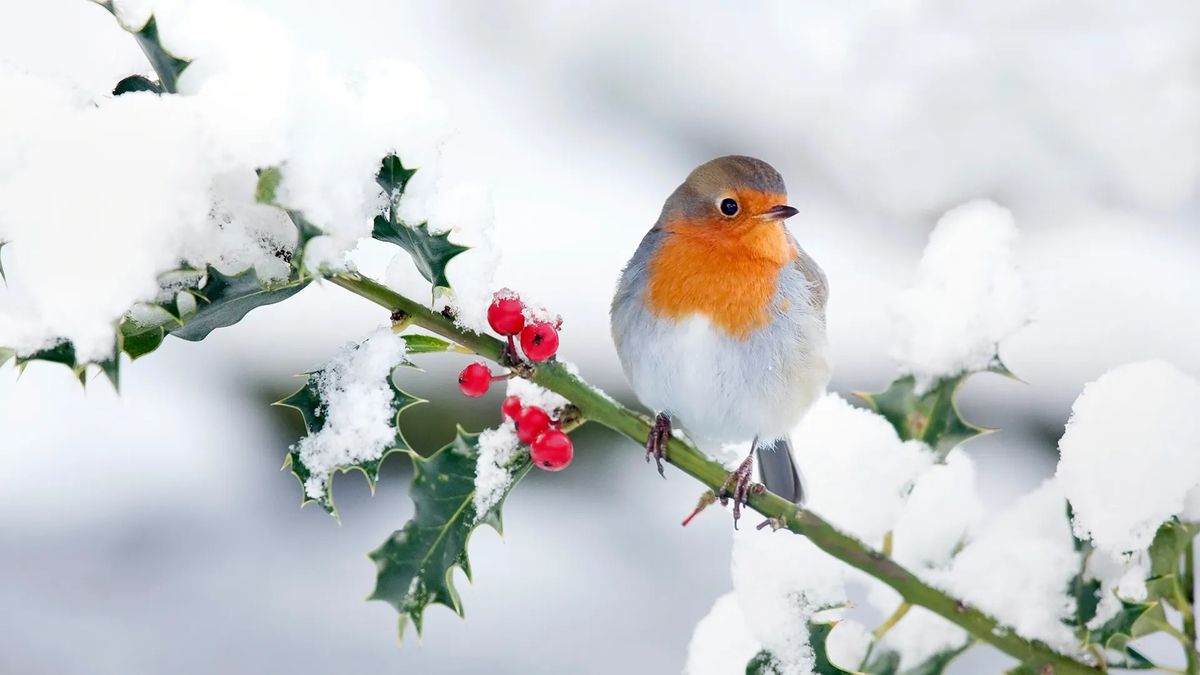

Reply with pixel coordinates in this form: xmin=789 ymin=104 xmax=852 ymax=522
xmin=531 ymin=429 xmax=573 ymax=471
xmin=487 ymin=293 xmax=526 ymax=336
xmin=501 ymin=395 xmax=523 ymax=420
xmin=514 ymin=406 xmax=552 ymax=444
xmin=519 ymin=321 xmax=559 ymax=362
xmin=457 ymin=362 xmax=492 ymax=397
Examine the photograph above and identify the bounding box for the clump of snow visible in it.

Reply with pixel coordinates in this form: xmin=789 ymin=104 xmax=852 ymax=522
xmin=791 ymin=393 xmax=932 ymax=544
xmin=824 ymin=619 xmax=871 ymax=671
xmin=1057 ymin=359 xmax=1200 ymax=556
xmin=0 ymin=0 xmax=464 ymax=359
xmin=1084 ymin=548 xmax=1150 ymax=628
xmin=292 ymin=328 xmax=407 ymax=501
xmin=472 ymin=420 xmax=524 ymax=517
xmin=730 ymin=525 xmax=847 ymax=675
xmin=859 ymin=449 xmax=981 ymax=669
xmin=506 ymin=376 xmax=569 ymax=418
xmin=890 ymin=200 xmax=1029 ymax=390
xmin=684 ymin=593 xmax=763 ymax=675
xmin=890 ymin=449 xmax=983 ymax=570
xmin=522 ymin=302 xmax=562 ymax=327
xmin=926 ymin=479 xmax=1081 ymax=653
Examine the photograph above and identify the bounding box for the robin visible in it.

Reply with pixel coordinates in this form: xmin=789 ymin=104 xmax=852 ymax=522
xmin=610 ymin=156 xmax=831 ymax=524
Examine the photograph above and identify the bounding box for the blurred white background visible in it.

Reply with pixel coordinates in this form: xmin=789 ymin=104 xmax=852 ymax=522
xmin=1 ymin=0 xmax=1198 ymax=672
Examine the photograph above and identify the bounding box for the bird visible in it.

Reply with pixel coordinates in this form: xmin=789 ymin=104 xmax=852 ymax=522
xmin=610 ymin=155 xmax=831 ymax=524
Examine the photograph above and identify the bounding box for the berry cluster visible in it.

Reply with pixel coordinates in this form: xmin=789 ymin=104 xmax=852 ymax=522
xmin=456 ymin=290 xmax=572 ymax=471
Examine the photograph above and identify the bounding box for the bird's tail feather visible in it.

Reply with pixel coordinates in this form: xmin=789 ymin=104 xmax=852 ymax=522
xmin=753 ymin=437 xmax=806 ymax=506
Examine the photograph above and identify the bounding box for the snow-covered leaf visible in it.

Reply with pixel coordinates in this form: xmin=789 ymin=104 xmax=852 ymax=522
xmin=278 ymin=356 xmax=421 ymax=516
xmin=372 ymin=154 xmax=468 ymax=289
xmin=400 ymin=334 xmax=459 ymax=354
xmin=858 ymin=371 xmax=991 ymax=460
xmin=1092 ymin=599 xmax=1169 ymax=655
xmin=7 ymin=339 xmax=120 ymax=389
xmin=1145 ymin=520 xmax=1200 ymax=605
xmin=367 ymin=430 xmax=532 ymax=637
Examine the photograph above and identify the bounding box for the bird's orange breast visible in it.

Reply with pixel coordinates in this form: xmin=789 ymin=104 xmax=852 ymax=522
xmin=646 ymin=219 xmax=797 ymax=339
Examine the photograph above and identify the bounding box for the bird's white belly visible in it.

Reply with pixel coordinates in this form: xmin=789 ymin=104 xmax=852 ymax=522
xmin=625 ymin=314 xmax=830 ymax=444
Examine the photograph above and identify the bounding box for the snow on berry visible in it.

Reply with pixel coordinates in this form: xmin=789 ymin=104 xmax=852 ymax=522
xmin=530 ymin=429 xmax=573 ymax=471
xmin=506 ymin=376 xmax=569 ymax=418
xmin=486 ymin=290 xmax=526 ymax=336
xmin=889 ymin=200 xmax=1030 ymax=391
xmin=514 ymin=406 xmax=552 ymax=445
xmin=457 ymin=361 xmax=493 ymax=397
xmin=501 ymin=395 xmax=523 ymax=420
xmin=1056 ymin=359 xmax=1200 ymax=556
xmin=520 ymin=321 xmax=559 ymax=362
xmin=292 ymin=328 xmax=407 ymax=502
xmin=472 ymin=419 xmax=524 ymax=518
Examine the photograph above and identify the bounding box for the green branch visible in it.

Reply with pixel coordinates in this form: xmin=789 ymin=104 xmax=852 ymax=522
xmin=330 ymin=272 xmax=1100 ymax=675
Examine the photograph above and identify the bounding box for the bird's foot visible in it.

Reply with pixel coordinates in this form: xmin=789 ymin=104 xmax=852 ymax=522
xmin=719 ymin=454 xmax=765 ymax=529
xmin=645 ymin=413 xmax=670 ymax=477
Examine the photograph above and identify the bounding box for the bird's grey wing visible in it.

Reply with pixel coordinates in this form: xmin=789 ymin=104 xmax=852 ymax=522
xmin=787 ymin=234 xmax=828 ymax=322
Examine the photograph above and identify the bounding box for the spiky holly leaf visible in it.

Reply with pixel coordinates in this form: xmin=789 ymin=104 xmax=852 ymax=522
xmin=7 ymin=339 xmax=120 ymax=389
xmin=745 ymin=650 xmax=776 ymax=674
xmin=372 ymin=154 xmax=468 ymax=289
xmin=1062 ymin=502 xmax=1103 ymax=636
xmin=113 ymin=74 xmax=161 ymax=96
xmin=857 ymin=373 xmax=990 ymax=460
xmin=171 ymin=266 xmax=308 ymax=341
xmin=368 ymin=430 xmax=533 ymax=638
xmin=277 ymin=362 xmax=423 ymax=517
xmin=130 ymin=16 xmax=189 ymax=94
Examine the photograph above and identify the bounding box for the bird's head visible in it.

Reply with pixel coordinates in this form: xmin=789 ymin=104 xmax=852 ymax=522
xmin=659 ymin=156 xmax=797 ymax=233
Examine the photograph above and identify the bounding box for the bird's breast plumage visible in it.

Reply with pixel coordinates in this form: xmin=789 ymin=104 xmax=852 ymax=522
xmin=611 ymin=223 xmax=832 ymax=443
xmin=644 ymin=219 xmax=797 ymax=339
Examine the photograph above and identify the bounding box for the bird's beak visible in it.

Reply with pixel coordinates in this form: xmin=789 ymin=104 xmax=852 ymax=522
xmin=759 ymin=204 xmax=799 ymax=220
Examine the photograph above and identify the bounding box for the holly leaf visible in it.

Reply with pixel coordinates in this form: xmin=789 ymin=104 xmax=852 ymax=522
xmin=1145 ymin=519 xmax=1200 ymax=605
xmin=372 ymin=154 xmax=468 ymax=289
xmin=277 ymin=361 xmax=423 ymax=517
xmin=171 ymin=266 xmax=308 ymax=341
xmin=857 ymin=373 xmax=991 ymax=460
xmin=113 ymin=74 xmax=161 ymax=96
xmin=8 ymin=339 xmax=120 ymax=389
xmin=367 ymin=429 xmax=533 ymax=637
xmin=1092 ymin=598 xmax=1170 ymax=657
xmin=130 ymin=15 xmax=189 ymax=94
xmin=745 ymin=650 xmax=776 ymax=674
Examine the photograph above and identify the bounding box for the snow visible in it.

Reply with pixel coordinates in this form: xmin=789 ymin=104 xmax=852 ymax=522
xmin=791 ymin=394 xmax=932 ymax=544
xmin=729 ymin=525 xmax=847 ymax=675
xmin=684 ymin=593 xmax=763 ymax=675
xmin=926 ymin=479 xmax=1081 ymax=654
xmin=890 ymin=449 xmax=983 ymax=570
xmin=291 ymin=328 xmax=407 ymax=501
xmin=505 ymin=376 xmax=569 ymax=418
xmin=890 ymin=200 xmax=1029 ymax=390
xmin=1057 ymin=359 xmax=1200 ymax=556
xmin=472 ymin=420 xmax=523 ymax=518
xmin=824 ymin=620 xmax=871 ymax=671
xmin=0 ymin=0 xmax=478 ymax=359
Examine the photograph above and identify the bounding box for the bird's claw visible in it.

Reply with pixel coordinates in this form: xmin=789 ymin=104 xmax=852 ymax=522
xmin=645 ymin=413 xmax=670 ymax=477
xmin=719 ymin=455 xmax=763 ymax=528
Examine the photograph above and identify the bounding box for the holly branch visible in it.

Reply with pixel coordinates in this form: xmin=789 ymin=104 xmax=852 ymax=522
xmin=330 ymin=271 xmax=1099 ymax=675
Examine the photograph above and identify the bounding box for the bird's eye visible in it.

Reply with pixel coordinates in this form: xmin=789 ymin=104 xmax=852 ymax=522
xmin=719 ymin=198 xmax=739 ymax=216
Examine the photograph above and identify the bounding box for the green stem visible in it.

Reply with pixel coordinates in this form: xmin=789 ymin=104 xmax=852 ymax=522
xmin=1185 ymin=542 xmax=1198 ymax=675
xmin=873 ymin=602 xmax=912 ymax=640
xmin=331 ymin=271 xmax=1100 ymax=675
